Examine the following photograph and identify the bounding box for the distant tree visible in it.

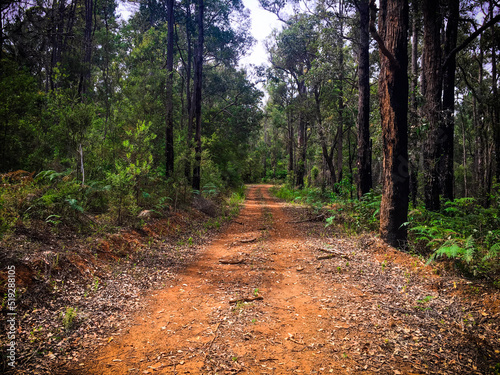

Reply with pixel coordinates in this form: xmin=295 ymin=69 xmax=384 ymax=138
xmin=192 ymin=0 xmax=204 ymax=191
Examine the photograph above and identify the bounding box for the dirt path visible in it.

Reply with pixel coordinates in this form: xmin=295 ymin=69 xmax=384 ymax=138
xmin=75 ymin=185 xmax=500 ymax=375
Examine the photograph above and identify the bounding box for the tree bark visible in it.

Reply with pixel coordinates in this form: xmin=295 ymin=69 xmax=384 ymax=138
xmin=373 ymin=0 xmax=409 ymax=249
xmin=296 ymin=79 xmax=307 ymax=189
xmin=439 ymin=0 xmax=459 ymax=201
xmin=422 ymin=0 xmax=442 ymax=211
xmin=356 ymin=0 xmax=372 ymax=198
xmin=79 ymin=0 xmax=94 ymax=100
xmin=192 ymin=0 xmax=204 ymax=191
xmin=315 ymin=87 xmax=337 ymax=189
xmin=185 ymin=1 xmax=194 ymax=183
xmin=165 ymin=0 xmax=175 ymax=178
xmin=408 ymin=0 xmax=419 ymax=208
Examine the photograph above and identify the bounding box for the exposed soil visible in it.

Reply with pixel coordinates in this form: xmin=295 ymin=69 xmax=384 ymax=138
xmin=70 ymin=185 xmax=499 ymax=374
xmin=3 ymin=185 xmax=500 ymax=374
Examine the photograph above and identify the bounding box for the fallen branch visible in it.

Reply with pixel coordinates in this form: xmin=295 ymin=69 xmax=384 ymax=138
xmin=203 ymin=322 xmax=221 ymax=358
xmin=240 ymin=237 xmax=257 ymax=243
xmin=229 ymin=295 xmax=263 ymax=304
xmin=219 ymin=257 xmax=245 ymax=265
xmin=316 ymin=249 xmax=349 ymax=260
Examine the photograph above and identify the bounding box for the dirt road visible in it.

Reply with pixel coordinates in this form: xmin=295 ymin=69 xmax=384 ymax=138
xmin=78 ymin=185 xmax=500 ymax=374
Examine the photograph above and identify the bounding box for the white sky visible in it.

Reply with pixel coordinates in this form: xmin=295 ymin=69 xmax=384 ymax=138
xmin=239 ymin=0 xmax=282 ymax=68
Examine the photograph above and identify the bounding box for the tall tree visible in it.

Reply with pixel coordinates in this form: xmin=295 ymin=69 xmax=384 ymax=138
xmin=80 ymin=0 xmax=95 ymax=99
xmin=355 ymin=0 xmax=372 ymax=197
xmin=165 ymin=0 xmax=175 ymax=178
xmin=370 ymin=0 xmax=409 ymax=248
xmin=192 ymin=0 xmax=204 ymax=191
xmin=422 ymin=0 xmax=443 ymax=211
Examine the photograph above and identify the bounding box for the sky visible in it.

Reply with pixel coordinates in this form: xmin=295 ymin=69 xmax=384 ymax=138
xmin=239 ymin=0 xmax=282 ymax=68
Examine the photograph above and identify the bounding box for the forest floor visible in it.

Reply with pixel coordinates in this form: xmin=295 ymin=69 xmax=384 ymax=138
xmin=3 ymin=184 xmax=500 ymax=374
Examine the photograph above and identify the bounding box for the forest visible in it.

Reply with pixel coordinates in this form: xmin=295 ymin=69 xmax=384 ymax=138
xmin=1 ymin=0 xmax=500 ymax=373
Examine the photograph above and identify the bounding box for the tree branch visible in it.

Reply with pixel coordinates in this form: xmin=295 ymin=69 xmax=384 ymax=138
xmin=369 ymin=0 xmax=400 ymax=70
xmin=443 ymin=13 xmax=500 ymax=69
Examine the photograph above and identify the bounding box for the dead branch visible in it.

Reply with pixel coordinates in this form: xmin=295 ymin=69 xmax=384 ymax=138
xmin=240 ymin=237 xmax=257 ymax=243
xmin=219 ymin=257 xmax=245 ymax=265
xmin=229 ymin=296 xmax=263 ymax=304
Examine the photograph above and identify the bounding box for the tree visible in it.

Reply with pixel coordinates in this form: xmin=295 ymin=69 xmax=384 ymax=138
xmin=355 ymin=0 xmax=372 ymax=197
xmin=422 ymin=0 xmax=443 ymax=211
xmin=192 ymin=0 xmax=204 ymax=191
xmin=370 ymin=0 xmax=409 ymax=248
xmin=164 ymin=0 xmax=175 ymax=178
xmin=268 ymin=15 xmax=317 ymax=188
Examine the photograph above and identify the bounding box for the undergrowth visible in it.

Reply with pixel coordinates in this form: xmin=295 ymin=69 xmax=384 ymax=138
xmin=272 ymin=183 xmax=500 ymax=281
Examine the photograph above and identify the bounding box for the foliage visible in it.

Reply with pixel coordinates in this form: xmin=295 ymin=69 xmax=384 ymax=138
xmin=408 ymin=198 xmax=500 ymax=277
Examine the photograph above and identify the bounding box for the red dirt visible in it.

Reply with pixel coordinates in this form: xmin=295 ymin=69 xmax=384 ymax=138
xmin=69 ymin=185 xmax=500 ymax=374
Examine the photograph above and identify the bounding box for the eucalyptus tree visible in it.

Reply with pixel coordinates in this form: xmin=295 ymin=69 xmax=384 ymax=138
xmin=268 ymin=14 xmax=318 ymax=188
xmin=370 ymin=0 xmax=409 ymax=249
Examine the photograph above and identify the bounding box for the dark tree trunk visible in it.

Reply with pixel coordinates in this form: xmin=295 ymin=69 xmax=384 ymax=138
xmin=336 ymin=2 xmax=345 ymax=184
xmin=490 ymin=1 xmax=500 ymax=181
xmin=422 ymin=0 xmax=442 ymax=211
xmin=356 ymin=0 xmax=372 ymax=198
xmin=439 ymin=0 xmax=459 ymax=201
xmin=409 ymin=0 xmax=419 ymax=208
xmin=371 ymin=0 xmax=409 ymax=249
xmin=192 ymin=0 xmax=204 ymax=192
xmin=79 ymin=0 xmax=94 ymax=100
xmin=165 ymin=0 xmax=175 ymax=178
xmin=185 ymin=1 xmax=194 ymax=183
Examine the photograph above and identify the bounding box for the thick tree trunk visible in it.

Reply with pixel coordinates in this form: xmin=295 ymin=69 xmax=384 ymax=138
xmin=192 ymin=0 xmax=204 ymax=191
xmin=422 ymin=0 xmax=442 ymax=211
xmin=408 ymin=0 xmax=419 ymax=208
xmin=439 ymin=0 xmax=459 ymax=201
xmin=372 ymin=0 xmax=409 ymax=249
xmin=165 ymin=0 xmax=175 ymax=178
xmin=356 ymin=0 xmax=372 ymax=198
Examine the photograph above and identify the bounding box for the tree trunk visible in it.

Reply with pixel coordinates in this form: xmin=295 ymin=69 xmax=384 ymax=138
xmin=408 ymin=0 xmax=419 ymax=208
xmin=185 ymin=1 xmax=194 ymax=183
xmin=192 ymin=0 xmax=204 ymax=192
xmin=288 ymin=107 xmax=294 ymax=175
xmin=490 ymin=1 xmax=500 ymax=181
xmin=79 ymin=0 xmax=94 ymax=100
xmin=356 ymin=0 xmax=372 ymax=198
xmin=315 ymin=88 xmax=336 ymax=189
xmin=372 ymin=0 xmax=409 ymax=249
xmin=336 ymin=1 xmax=345 ymax=184
xmin=165 ymin=0 xmax=175 ymax=178
xmin=296 ymin=80 xmax=307 ymax=189
xmin=422 ymin=0 xmax=442 ymax=211
xmin=439 ymin=0 xmax=459 ymax=201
